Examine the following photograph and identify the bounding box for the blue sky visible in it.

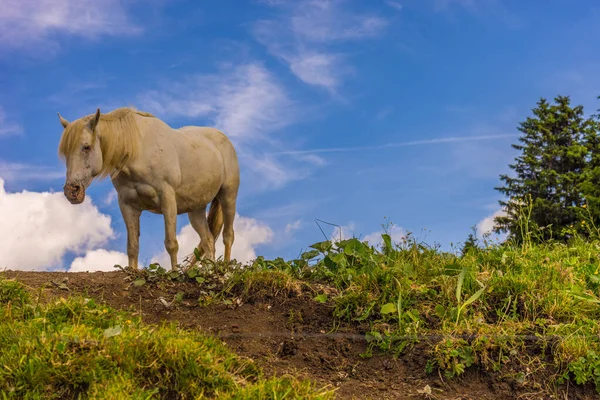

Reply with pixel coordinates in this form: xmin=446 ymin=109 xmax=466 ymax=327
xmin=1 ymin=0 xmax=599 ymax=271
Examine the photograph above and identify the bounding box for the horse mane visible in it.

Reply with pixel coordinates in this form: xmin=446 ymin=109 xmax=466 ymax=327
xmin=58 ymin=107 xmax=156 ymax=179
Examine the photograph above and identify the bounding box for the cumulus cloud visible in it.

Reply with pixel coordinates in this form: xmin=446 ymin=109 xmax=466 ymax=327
xmin=363 ymin=225 xmax=406 ymax=247
xmin=329 ymin=222 xmax=356 ymax=243
xmin=0 ymin=0 xmax=141 ymax=53
xmin=253 ymin=0 xmax=388 ymax=92
xmin=69 ymin=249 xmax=128 ymax=272
xmin=0 ymin=178 xmax=115 ymax=271
xmin=325 ymin=221 xmax=406 ymax=249
xmin=476 ymin=209 xmax=506 ymax=238
xmin=151 ymin=214 xmax=274 ymax=267
xmin=138 ymin=63 xmax=324 ymax=190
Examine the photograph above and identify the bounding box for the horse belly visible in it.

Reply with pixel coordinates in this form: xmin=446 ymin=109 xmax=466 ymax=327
xmin=174 ymin=178 xmax=221 ymax=214
xmin=173 ymin=141 xmax=224 ymax=213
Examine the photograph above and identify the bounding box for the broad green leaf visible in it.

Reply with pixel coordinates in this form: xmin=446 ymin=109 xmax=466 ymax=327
xmin=380 ymin=303 xmax=396 ymax=315
xmin=133 ymin=278 xmax=146 ymax=287
xmin=309 ymin=240 xmax=333 ymax=253
xmin=434 ymin=304 xmax=446 ymax=318
xmin=186 ymin=268 xmax=198 ymax=278
xmin=382 ymin=233 xmax=392 ymax=253
xmin=314 ymin=294 xmax=328 ymax=303
xmin=301 ymin=249 xmax=320 ymax=260
xmin=196 ymin=277 xmax=206 ymax=284
xmin=343 ymin=238 xmax=364 ymax=257
xmin=104 ymin=325 xmax=122 ymax=338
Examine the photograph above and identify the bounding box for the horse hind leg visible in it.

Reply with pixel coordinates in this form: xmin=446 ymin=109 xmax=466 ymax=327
xmin=217 ymin=190 xmax=237 ymax=263
xmin=188 ymin=207 xmax=216 ymax=262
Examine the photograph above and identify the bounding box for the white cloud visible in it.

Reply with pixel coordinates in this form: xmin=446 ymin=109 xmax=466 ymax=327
xmin=139 ymin=63 xmax=294 ymax=140
xmin=430 ymin=0 xmax=521 ymax=27
xmin=363 ymin=225 xmax=406 ymax=247
xmin=0 ymin=178 xmax=114 ymax=271
xmin=151 ymin=214 xmax=274 ymax=267
xmin=68 ymin=249 xmax=128 ymax=272
xmin=271 ymin=133 xmax=519 ymax=156
xmin=322 ymin=221 xmax=406 ymax=249
xmin=104 ymin=189 xmax=118 ymax=206
xmin=386 ymin=1 xmax=403 ymax=11
xmin=476 ymin=209 xmax=506 ymax=238
xmin=330 ymin=221 xmax=356 ymax=243
xmin=0 ymin=161 xmax=64 ymax=183
xmin=138 ymin=63 xmax=322 ymax=190
xmin=0 ymin=0 xmax=141 ymax=53
xmin=285 ymin=219 xmax=302 ymax=234
xmin=0 ymin=107 xmax=22 ymax=136
xmin=253 ymin=0 xmax=388 ymax=92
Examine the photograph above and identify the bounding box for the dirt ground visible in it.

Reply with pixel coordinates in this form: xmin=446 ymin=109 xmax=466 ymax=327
xmin=1 ymin=270 xmax=596 ymax=400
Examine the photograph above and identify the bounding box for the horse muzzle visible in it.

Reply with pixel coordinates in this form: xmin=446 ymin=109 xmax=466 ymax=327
xmin=64 ymin=183 xmax=86 ymax=204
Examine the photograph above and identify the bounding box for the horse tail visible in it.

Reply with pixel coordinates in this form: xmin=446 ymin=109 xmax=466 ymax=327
xmin=207 ymin=196 xmax=224 ymax=242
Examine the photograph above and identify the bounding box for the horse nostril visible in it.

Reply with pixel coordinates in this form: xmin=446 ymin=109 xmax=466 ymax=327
xmin=64 ymin=183 xmax=81 ymax=196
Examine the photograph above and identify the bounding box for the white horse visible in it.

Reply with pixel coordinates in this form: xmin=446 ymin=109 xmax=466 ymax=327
xmin=57 ymin=107 xmax=240 ymax=270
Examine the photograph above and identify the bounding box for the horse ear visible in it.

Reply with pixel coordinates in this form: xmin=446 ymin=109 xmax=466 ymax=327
xmin=89 ymin=108 xmax=101 ymax=132
xmin=57 ymin=113 xmax=70 ymax=129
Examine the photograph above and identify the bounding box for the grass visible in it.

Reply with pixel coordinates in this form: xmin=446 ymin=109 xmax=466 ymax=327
xmin=143 ymin=215 xmax=600 ymax=394
xmin=0 ymin=279 xmax=335 ymax=399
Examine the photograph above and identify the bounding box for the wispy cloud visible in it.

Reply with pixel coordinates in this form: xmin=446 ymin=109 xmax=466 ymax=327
xmin=386 ymin=1 xmax=403 ymax=11
xmin=0 ymin=0 xmax=142 ymax=54
xmin=47 ymin=80 xmax=109 ymax=108
xmin=270 ymin=133 xmax=519 ymax=156
xmin=253 ymin=0 xmax=389 ymax=93
xmin=543 ymin=65 xmax=600 ymax=110
xmin=139 ymin=63 xmax=294 ymax=140
xmin=104 ymin=189 xmax=118 ymax=206
xmin=0 ymin=107 xmax=22 ymax=137
xmin=430 ymin=0 xmax=521 ymax=27
xmin=285 ymin=219 xmax=302 ymax=234
xmin=0 ymin=161 xmax=63 ymax=183
xmin=137 ymin=63 xmax=324 ymax=190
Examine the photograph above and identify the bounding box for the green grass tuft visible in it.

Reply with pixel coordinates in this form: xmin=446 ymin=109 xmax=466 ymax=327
xmin=0 ymin=279 xmax=335 ymax=399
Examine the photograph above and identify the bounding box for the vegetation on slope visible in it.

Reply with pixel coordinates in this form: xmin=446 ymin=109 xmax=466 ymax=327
xmin=121 ymin=200 xmax=600 ymax=394
xmin=0 ymin=278 xmax=334 ymax=399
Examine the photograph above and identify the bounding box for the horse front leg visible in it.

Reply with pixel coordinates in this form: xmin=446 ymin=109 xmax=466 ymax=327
xmin=118 ymin=201 xmax=141 ymax=269
xmin=160 ymin=187 xmax=179 ymax=270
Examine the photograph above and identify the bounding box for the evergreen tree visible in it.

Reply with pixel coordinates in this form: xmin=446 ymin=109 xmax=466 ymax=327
xmin=580 ymin=97 xmax=600 ymax=224
xmin=461 ymin=226 xmax=479 ymax=256
xmin=493 ymin=95 xmax=598 ymax=243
